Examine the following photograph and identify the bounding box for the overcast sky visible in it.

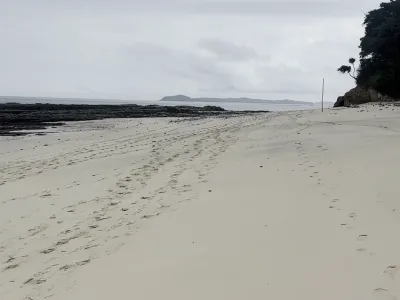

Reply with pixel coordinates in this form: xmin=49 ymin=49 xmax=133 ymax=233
xmin=0 ymin=0 xmax=382 ymax=102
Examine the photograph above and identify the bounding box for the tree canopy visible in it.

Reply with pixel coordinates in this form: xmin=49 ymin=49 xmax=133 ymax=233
xmin=339 ymin=0 xmax=400 ymax=98
xmin=338 ymin=58 xmax=357 ymax=79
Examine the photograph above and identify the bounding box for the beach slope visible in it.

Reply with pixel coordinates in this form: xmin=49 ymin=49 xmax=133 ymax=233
xmin=1 ymin=105 xmax=400 ymax=300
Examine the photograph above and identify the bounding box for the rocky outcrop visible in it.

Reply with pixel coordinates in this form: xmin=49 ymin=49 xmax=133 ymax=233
xmin=335 ymin=96 xmax=345 ymax=107
xmin=334 ymin=87 xmax=396 ymax=107
xmin=334 ymin=87 xmax=371 ymax=107
xmin=0 ymin=103 xmax=267 ymax=136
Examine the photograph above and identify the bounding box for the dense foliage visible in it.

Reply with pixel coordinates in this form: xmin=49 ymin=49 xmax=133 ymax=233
xmin=338 ymin=0 xmax=400 ymax=98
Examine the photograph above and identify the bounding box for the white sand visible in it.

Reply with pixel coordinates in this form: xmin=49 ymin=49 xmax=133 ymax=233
xmin=1 ymin=104 xmax=400 ymax=300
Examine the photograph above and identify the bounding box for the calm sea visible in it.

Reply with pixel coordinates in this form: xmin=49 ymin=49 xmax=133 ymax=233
xmin=0 ymin=97 xmax=331 ymax=112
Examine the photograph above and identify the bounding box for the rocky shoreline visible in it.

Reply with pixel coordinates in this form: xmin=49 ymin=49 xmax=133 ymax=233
xmin=334 ymin=86 xmax=398 ymax=108
xmin=0 ymin=102 xmax=267 ymax=136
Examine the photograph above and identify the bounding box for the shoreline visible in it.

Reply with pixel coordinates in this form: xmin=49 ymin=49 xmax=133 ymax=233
xmin=1 ymin=104 xmax=400 ymax=300
xmin=0 ymin=102 xmax=267 ymax=136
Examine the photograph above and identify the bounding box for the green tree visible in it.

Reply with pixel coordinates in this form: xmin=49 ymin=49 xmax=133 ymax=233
xmin=338 ymin=58 xmax=357 ymax=80
xmin=357 ymin=0 xmax=400 ymax=98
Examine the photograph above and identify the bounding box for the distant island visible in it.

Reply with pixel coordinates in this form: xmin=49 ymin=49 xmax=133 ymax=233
xmin=160 ymin=95 xmax=314 ymax=105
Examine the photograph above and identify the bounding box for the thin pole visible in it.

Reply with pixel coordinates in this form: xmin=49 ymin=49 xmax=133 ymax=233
xmin=321 ymin=78 xmax=325 ymax=112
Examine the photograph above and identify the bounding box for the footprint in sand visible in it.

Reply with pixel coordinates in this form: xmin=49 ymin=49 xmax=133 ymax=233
xmin=383 ymin=265 xmax=399 ymax=280
xmin=59 ymin=259 xmax=91 ymax=272
xmin=373 ymin=288 xmax=397 ymax=300
xmin=41 ymin=190 xmax=52 ymax=198
xmin=357 ymin=234 xmax=368 ymax=241
xmin=141 ymin=213 xmax=160 ymax=219
xmin=3 ymin=263 xmax=20 ymax=271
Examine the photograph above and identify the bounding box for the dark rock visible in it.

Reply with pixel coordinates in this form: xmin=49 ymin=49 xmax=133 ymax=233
xmin=334 ymin=87 xmax=371 ymax=107
xmin=334 ymin=96 xmax=345 ymax=108
xmin=334 ymin=87 xmax=398 ymax=108
xmin=0 ymin=103 xmax=268 ymax=136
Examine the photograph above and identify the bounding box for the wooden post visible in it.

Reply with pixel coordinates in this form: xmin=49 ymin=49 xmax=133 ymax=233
xmin=321 ymin=78 xmax=325 ymax=112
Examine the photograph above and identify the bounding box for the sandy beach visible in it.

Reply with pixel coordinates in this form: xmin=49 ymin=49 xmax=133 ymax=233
xmin=1 ymin=104 xmax=400 ymax=300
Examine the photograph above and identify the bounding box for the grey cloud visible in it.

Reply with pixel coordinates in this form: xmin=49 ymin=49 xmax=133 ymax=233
xmin=123 ymin=43 xmax=317 ymax=98
xmin=200 ymin=64 xmax=319 ymax=96
xmin=198 ymin=39 xmax=264 ymax=61
xmin=120 ymin=42 xmax=241 ymax=96
xmin=10 ymin=0 xmax=378 ymax=18
xmin=135 ymin=0 xmax=373 ymax=18
xmin=0 ymin=0 xmax=383 ymax=102
xmin=191 ymin=1 xmax=359 ymax=17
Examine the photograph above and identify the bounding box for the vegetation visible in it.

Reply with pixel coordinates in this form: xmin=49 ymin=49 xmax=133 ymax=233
xmin=338 ymin=0 xmax=400 ymax=98
xmin=338 ymin=58 xmax=357 ymax=80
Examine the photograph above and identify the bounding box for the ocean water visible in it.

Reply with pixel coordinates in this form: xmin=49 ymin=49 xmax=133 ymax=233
xmin=160 ymin=101 xmax=329 ymax=111
xmin=0 ymin=97 xmax=331 ymax=112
